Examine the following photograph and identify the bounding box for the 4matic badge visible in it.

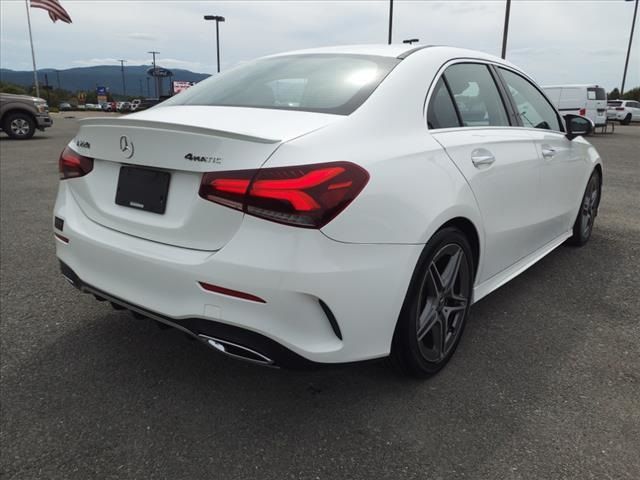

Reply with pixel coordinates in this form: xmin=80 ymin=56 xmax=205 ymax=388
xmin=184 ymin=153 xmax=222 ymax=165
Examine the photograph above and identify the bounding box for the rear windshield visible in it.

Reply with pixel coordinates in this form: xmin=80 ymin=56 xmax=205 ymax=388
xmin=162 ymin=54 xmax=400 ymax=115
xmin=607 ymin=101 xmax=623 ymax=106
xmin=587 ymin=87 xmax=606 ymax=100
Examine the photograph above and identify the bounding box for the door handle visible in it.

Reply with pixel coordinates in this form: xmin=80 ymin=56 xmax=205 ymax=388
xmin=471 ymin=151 xmax=495 ymax=167
xmin=541 ymin=145 xmax=556 ymax=158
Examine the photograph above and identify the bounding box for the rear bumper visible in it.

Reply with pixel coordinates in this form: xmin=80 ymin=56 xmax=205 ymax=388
xmin=54 ymin=183 xmax=422 ymax=364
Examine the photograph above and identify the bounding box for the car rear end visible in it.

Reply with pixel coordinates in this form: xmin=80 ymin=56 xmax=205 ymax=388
xmin=53 ymin=52 xmax=420 ymax=366
xmin=587 ymin=86 xmax=607 ymax=126
xmin=607 ymin=100 xmax=628 ymax=121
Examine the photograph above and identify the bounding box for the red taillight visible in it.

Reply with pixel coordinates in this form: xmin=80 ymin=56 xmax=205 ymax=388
xmin=615 ymin=107 xmax=625 ymax=111
xmin=199 ymin=162 xmax=369 ymax=228
xmin=198 ymin=281 xmax=266 ymax=303
xmin=579 ymin=108 xmax=586 ymax=116
xmin=59 ymin=146 xmax=94 ymax=180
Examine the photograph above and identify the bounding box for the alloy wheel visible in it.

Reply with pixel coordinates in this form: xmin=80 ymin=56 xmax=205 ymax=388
xmin=581 ymin=175 xmax=599 ymax=238
xmin=10 ymin=118 xmax=31 ymax=137
xmin=415 ymin=243 xmax=471 ymax=362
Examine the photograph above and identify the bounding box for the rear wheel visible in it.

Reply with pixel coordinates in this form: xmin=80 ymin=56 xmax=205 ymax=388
xmin=3 ymin=112 xmax=36 ymax=139
xmin=621 ymin=113 xmax=632 ymax=125
xmin=391 ymin=227 xmax=474 ymax=378
xmin=568 ymin=170 xmax=601 ymax=246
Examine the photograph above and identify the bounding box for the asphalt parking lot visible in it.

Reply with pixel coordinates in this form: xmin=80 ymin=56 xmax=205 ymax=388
xmin=1 ymin=113 xmax=639 ymax=480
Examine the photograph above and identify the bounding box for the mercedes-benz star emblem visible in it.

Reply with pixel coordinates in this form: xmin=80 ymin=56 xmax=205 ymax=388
xmin=119 ymin=135 xmax=134 ymax=159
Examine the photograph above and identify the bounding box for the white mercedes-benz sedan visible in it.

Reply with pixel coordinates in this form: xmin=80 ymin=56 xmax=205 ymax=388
xmin=54 ymin=45 xmax=602 ymax=377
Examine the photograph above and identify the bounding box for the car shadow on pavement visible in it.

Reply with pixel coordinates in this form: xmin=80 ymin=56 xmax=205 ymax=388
xmin=2 ymin=232 xmax=637 ymax=479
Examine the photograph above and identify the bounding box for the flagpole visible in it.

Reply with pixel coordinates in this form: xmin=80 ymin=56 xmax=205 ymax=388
xmin=24 ymin=0 xmax=40 ymax=98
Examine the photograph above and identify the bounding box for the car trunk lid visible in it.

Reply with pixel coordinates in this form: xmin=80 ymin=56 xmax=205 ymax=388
xmin=67 ymin=106 xmax=341 ymax=251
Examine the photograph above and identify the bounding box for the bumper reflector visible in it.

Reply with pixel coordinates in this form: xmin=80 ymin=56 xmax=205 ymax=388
xmin=54 ymin=233 xmax=69 ymax=244
xmin=198 ymin=281 xmax=266 ymax=303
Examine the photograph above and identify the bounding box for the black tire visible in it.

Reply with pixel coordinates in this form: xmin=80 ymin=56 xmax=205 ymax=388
xmin=390 ymin=227 xmax=475 ymax=378
xmin=621 ymin=114 xmax=632 ymax=125
xmin=567 ymin=169 xmax=601 ymax=246
xmin=3 ymin=112 xmax=36 ymax=139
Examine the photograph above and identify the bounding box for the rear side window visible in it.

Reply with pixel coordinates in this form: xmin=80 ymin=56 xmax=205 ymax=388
xmin=442 ymin=63 xmax=510 ymax=127
xmin=427 ymin=78 xmax=460 ymax=129
xmin=499 ymin=68 xmax=562 ymax=131
xmin=587 ymin=87 xmax=606 ymax=100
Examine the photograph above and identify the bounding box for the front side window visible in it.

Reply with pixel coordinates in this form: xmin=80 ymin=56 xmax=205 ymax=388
xmin=162 ymin=54 xmax=400 ymax=115
xmin=442 ymin=63 xmax=510 ymax=127
xmin=499 ymin=68 xmax=562 ymax=131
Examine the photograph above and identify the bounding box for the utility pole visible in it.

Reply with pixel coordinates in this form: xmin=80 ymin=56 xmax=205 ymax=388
xmin=118 ymin=59 xmax=127 ymax=97
xmin=55 ymin=70 xmax=61 ymax=90
xmin=621 ymin=0 xmax=639 ymax=95
xmin=204 ymin=15 xmax=225 ymax=73
xmin=501 ymin=0 xmax=512 ymax=59
xmin=148 ymin=50 xmax=160 ymax=97
xmin=146 ymin=77 xmax=151 ymax=97
xmin=139 ymin=79 xmax=143 ymax=96
xmin=388 ymin=0 xmax=394 ymax=44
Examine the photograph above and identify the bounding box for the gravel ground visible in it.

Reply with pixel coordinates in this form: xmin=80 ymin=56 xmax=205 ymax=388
xmin=1 ymin=115 xmax=639 ymax=480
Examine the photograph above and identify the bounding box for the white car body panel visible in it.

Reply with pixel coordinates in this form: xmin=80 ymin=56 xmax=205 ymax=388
xmin=54 ymin=45 xmax=602 ymax=365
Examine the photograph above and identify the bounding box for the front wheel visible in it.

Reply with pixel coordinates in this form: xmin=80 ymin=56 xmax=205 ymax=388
xmin=3 ymin=112 xmax=36 ymax=139
xmin=567 ymin=169 xmax=601 ymax=246
xmin=391 ymin=228 xmax=474 ymax=378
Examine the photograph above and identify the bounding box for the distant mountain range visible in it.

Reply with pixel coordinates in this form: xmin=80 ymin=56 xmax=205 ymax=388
xmin=0 ymin=65 xmax=210 ymax=96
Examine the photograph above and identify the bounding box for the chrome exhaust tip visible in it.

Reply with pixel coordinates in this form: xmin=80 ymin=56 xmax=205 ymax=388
xmin=198 ymin=335 xmax=275 ymax=366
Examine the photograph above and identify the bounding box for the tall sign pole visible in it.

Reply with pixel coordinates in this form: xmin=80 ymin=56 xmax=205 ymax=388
xmin=24 ymin=0 xmax=40 ymax=98
xmin=388 ymin=0 xmax=394 ymax=44
xmin=621 ymin=0 xmax=639 ymax=95
xmin=148 ymin=51 xmax=160 ymax=97
xmin=501 ymin=0 xmax=512 ymax=59
xmin=118 ymin=59 xmax=127 ymax=97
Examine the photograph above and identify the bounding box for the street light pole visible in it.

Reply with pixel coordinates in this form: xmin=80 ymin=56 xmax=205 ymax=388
xmin=148 ymin=50 xmax=159 ymax=97
xmin=501 ymin=0 xmax=512 ymax=59
xmin=204 ymin=15 xmax=225 ymax=73
xmin=388 ymin=0 xmax=394 ymax=45
xmin=118 ymin=59 xmax=127 ymax=97
xmin=621 ymin=0 xmax=639 ymax=95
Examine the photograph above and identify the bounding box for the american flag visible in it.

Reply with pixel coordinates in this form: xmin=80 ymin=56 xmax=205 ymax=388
xmin=30 ymin=0 xmax=72 ymax=24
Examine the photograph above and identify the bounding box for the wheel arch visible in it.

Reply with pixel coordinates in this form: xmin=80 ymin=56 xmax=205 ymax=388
xmin=437 ymin=217 xmax=480 ymax=279
xmin=1 ymin=108 xmax=37 ymax=127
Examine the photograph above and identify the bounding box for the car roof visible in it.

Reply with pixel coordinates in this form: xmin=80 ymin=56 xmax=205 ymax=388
xmin=543 ymin=84 xmax=603 ymax=89
xmin=265 ymin=44 xmax=422 ymax=58
xmin=264 ymin=44 xmax=514 ymax=65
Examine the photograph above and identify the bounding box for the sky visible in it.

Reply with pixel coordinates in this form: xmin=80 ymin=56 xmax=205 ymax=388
xmin=1 ymin=0 xmax=638 ymax=91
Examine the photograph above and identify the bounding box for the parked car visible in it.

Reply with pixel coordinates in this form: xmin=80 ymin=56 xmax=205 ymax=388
xmin=0 ymin=92 xmax=52 ymax=139
xmin=59 ymin=102 xmax=72 ymax=111
xmin=543 ymin=84 xmax=607 ymax=127
xmin=133 ymin=98 xmax=161 ymax=111
xmin=54 ymin=45 xmax=601 ymax=377
xmin=118 ymin=102 xmax=132 ymax=112
xmin=105 ymin=102 xmax=118 ymax=112
xmin=607 ymin=99 xmax=640 ymax=124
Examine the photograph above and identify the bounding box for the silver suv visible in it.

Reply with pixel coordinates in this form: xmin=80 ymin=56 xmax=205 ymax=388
xmin=0 ymin=93 xmax=53 ymax=139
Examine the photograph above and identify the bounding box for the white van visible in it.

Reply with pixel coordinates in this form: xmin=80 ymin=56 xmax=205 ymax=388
xmin=543 ymin=84 xmax=607 ymax=127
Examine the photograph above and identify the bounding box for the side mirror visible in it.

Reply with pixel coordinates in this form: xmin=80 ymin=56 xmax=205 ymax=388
xmin=565 ymin=114 xmax=593 ymax=140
